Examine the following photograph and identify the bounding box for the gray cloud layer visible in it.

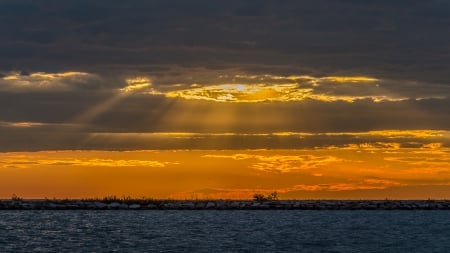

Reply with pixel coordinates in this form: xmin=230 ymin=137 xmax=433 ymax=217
xmin=1 ymin=0 xmax=449 ymax=82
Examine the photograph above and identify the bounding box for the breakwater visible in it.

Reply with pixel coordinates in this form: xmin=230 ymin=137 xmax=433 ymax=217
xmin=2 ymin=200 xmax=450 ymax=210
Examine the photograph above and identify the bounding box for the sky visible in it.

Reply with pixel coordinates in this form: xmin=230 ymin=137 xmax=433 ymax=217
xmin=0 ymin=0 xmax=449 ymax=199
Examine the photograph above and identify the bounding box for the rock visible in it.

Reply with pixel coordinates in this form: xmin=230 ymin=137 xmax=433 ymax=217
xmin=180 ymin=202 xmax=195 ymax=209
xmin=129 ymin=204 xmax=141 ymax=209
xmin=146 ymin=204 xmax=158 ymax=209
xmin=195 ymin=202 xmax=205 ymax=209
xmin=163 ymin=203 xmax=175 ymax=209
xmin=229 ymin=202 xmax=240 ymax=208
xmin=48 ymin=203 xmax=65 ymax=209
xmin=20 ymin=203 xmax=35 ymax=209
xmin=216 ymin=201 xmax=225 ymax=209
xmin=251 ymin=202 xmax=261 ymax=207
xmin=205 ymin=202 xmax=215 ymax=209
xmin=93 ymin=202 xmax=107 ymax=209
xmin=4 ymin=199 xmax=450 ymax=210
xmin=108 ymin=202 xmax=121 ymax=209
xmin=65 ymin=204 xmax=80 ymax=209
xmin=239 ymin=202 xmax=248 ymax=208
xmin=74 ymin=201 xmax=87 ymax=208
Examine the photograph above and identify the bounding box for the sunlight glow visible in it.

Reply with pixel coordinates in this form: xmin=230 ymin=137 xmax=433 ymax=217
xmin=164 ymin=84 xmax=407 ymax=103
xmin=1 ymin=121 xmax=46 ymax=127
xmin=166 ymin=83 xmax=312 ymax=102
xmin=2 ymin=71 xmax=89 ymax=81
xmin=321 ymin=76 xmax=378 ymax=83
xmin=1 ymin=71 xmax=93 ymax=90
xmin=159 ymin=75 xmax=408 ymax=103
xmin=120 ymin=77 xmax=152 ymax=92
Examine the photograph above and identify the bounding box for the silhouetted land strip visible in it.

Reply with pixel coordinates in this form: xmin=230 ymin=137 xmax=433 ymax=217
xmin=2 ymin=200 xmax=450 ymax=210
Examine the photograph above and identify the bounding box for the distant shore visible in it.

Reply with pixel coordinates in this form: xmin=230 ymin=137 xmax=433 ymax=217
xmin=1 ymin=199 xmax=450 ymax=210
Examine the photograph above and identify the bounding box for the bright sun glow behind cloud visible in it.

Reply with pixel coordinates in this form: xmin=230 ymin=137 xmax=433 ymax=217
xmin=120 ymin=77 xmax=152 ymax=92
xmin=166 ymin=83 xmax=312 ymax=102
xmin=161 ymin=75 xmax=405 ymax=103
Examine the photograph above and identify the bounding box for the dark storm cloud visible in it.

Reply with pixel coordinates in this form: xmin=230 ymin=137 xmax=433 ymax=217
xmin=0 ymin=0 xmax=449 ymax=82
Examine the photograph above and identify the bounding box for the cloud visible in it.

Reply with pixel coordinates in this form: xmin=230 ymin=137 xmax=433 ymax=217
xmin=290 ymin=179 xmax=403 ymax=192
xmin=161 ymin=74 xmax=410 ymax=103
xmin=147 ymin=74 xmax=447 ymax=103
xmin=252 ymin=155 xmax=342 ymax=173
xmin=0 ymin=1 xmax=449 ymax=84
xmin=165 ymin=83 xmax=313 ymax=102
xmin=119 ymin=76 xmax=163 ymax=95
xmin=0 ymin=121 xmax=47 ymax=128
xmin=0 ymin=71 xmax=104 ymax=91
xmin=362 ymin=130 xmax=445 ymax=138
xmin=384 ymin=155 xmax=450 ymax=168
xmin=0 ymin=124 xmax=448 ymax=151
xmin=0 ymin=156 xmax=172 ymax=169
xmin=2 ymin=71 xmax=447 ymax=105
xmin=203 ymin=153 xmax=342 ymax=173
xmin=120 ymin=77 xmax=152 ymax=92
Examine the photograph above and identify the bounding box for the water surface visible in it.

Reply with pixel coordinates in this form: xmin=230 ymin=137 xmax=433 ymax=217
xmin=0 ymin=210 xmax=449 ymax=252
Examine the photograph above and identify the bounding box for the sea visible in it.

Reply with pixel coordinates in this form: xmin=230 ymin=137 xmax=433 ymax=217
xmin=0 ymin=210 xmax=449 ymax=252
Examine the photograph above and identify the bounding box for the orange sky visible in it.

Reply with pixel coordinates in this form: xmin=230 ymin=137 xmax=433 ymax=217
xmin=1 ymin=146 xmax=449 ymax=200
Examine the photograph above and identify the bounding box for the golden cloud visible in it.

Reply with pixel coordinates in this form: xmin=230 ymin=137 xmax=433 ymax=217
xmin=320 ymin=76 xmax=378 ymax=83
xmin=163 ymin=83 xmax=401 ymax=103
xmin=120 ymin=77 xmax=153 ymax=92
xmin=233 ymin=74 xmax=378 ymax=83
xmin=0 ymin=158 xmax=171 ymax=168
xmin=0 ymin=121 xmax=46 ymax=128
xmin=90 ymin=130 xmax=448 ymax=140
xmin=203 ymin=153 xmax=342 ymax=173
xmin=365 ymin=130 xmax=445 ymax=138
xmin=166 ymin=83 xmax=313 ymax=102
xmin=157 ymin=74 xmax=414 ymax=103
xmin=0 ymin=71 xmax=97 ymax=91
xmin=291 ymin=179 xmax=402 ymax=191
xmin=384 ymin=156 xmax=450 ymax=167
xmin=3 ymin=72 xmax=89 ymax=81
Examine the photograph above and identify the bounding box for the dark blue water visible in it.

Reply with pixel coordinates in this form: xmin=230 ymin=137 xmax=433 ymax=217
xmin=0 ymin=210 xmax=449 ymax=252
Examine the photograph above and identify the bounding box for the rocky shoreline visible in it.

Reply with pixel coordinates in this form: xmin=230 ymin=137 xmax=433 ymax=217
xmin=2 ymin=200 xmax=450 ymax=210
